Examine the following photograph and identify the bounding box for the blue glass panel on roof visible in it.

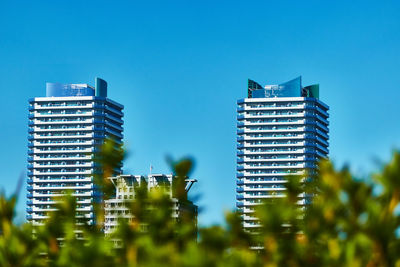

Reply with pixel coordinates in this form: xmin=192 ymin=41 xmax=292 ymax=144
xmin=46 ymin=83 xmax=95 ymax=97
xmin=265 ymin=76 xmax=302 ymax=98
xmin=95 ymin=78 xmax=107 ymax=97
xmin=252 ymin=89 xmax=267 ymax=98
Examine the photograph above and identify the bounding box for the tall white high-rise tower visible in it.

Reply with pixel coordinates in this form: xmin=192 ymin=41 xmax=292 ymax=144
xmin=27 ymin=78 xmax=123 ymax=225
xmin=236 ymin=76 xmax=329 ymax=231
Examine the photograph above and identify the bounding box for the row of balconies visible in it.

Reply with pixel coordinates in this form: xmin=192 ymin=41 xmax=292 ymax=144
xmin=237 ymin=148 xmax=311 ymax=156
xmin=316 ymin=128 xmax=329 ymax=140
xmin=31 ymin=111 xmax=94 ymax=118
xmin=239 ymin=199 xmax=307 ymax=215
xmin=29 ymin=133 xmax=104 ymax=140
xmin=237 ymin=132 xmax=328 ymax=142
xmin=27 ymin=205 xmax=93 ymax=212
xmin=30 ymin=184 xmax=94 ymax=190
xmin=30 ymin=125 xmax=98 ymax=132
xmin=237 ymin=127 xmax=306 ymax=134
xmin=104 ymin=113 xmax=124 ymax=125
xmin=236 ymin=179 xmax=288 ymax=186
xmin=237 ymin=120 xmax=306 ymax=127
xmin=27 ymin=170 xmax=93 ymax=176
xmin=237 ymin=134 xmax=307 ymax=141
xmin=29 ymin=147 xmax=94 ymax=154
xmin=105 ymin=127 xmax=124 ymax=139
xmin=237 ymin=163 xmax=310 ymax=171
xmin=105 ymin=105 xmax=124 ymax=117
xmin=236 ymin=198 xmax=285 ymax=208
xmin=237 ymin=186 xmax=286 ymax=192
xmin=27 ymin=212 xmax=94 ymax=220
xmin=237 ymin=112 xmax=306 ymax=120
xmin=237 ymin=104 xmax=307 ymax=112
xmin=27 ymin=198 xmax=92 ymax=205
xmin=30 ymin=140 xmax=95 ymax=147
xmin=237 ymin=142 xmax=306 ymax=149
xmin=29 ymin=177 xmax=92 ymax=183
xmin=236 ymin=192 xmax=286 ymax=200
xmin=27 ymin=191 xmax=93 ymax=198
xmin=30 ymin=162 xmax=94 ymax=168
xmin=236 ymin=112 xmax=328 ymax=126
xmin=31 ymin=102 xmax=96 ymax=110
xmin=238 ymin=177 xmax=291 ymax=185
xmin=237 ymin=101 xmax=328 ymax=116
xmin=237 ymin=170 xmax=304 ymax=178
xmin=29 ymin=118 xmax=98 ymax=125
xmin=237 ymin=156 xmax=312 ymax=163
xmin=29 ymin=118 xmax=122 ymax=129
xmin=30 ymin=155 xmax=92 ymax=161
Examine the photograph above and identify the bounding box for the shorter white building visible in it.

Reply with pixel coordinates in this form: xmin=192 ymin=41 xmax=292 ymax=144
xmin=104 ymin=174 xmax=197 ymax=234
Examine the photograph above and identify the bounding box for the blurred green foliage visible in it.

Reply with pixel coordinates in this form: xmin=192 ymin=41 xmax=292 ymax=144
xmin=3 ymin=142 xmax=400 ymax=266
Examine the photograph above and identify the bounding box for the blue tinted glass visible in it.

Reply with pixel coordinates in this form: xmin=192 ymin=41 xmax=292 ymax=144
xmin=46 ymin=83 xmax=95 ymax=97
xmin=252 ymin=89 xmax=267 ymax=98
xmin=265 ymin=76 xmax=302 ymax=97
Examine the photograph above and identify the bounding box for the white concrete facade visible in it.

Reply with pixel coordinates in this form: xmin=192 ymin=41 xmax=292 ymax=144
xmin=27 ymin=83 xmax=123 ymax=225
xmin=236 ymin=79 xmax=329 ymax=231
xmin=104 ymin=174 xmax=197 ymax=234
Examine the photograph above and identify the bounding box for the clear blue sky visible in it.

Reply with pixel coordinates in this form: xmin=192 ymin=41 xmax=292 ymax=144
xmin=1 ymin=0 xmax=400 ymax=225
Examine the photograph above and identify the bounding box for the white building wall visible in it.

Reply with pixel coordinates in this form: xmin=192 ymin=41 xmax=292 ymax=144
xmin=236 ymin=97 xmax=329 ymax=230
xmin=27 ymin=96 xmax=123 ymax=225
xmin=104 ymin=174 xmax=196 ymax=234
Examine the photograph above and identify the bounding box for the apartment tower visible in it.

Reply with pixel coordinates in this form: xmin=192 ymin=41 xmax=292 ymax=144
xmin=27 ymin=78 xmax=123 ymax=225
xmin=104 ymin=174 xmax=198 ymax=234
xmin=236 ymin=76 xmax=329 ymax=230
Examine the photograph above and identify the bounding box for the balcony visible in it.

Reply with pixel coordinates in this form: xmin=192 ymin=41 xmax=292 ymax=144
xmin=33 ymin=140 xmax=94 ymax=147
xmin=236 ymin=179 xmax=244 ymax=185
xmin=243 ymin=163 xmax=306 ymax=169
xmin=105 ymin=105 xmax=123 ymax=116
xmin=33 ymin=184 xmax=94 ymax=190
xmin=31 ymin=191 xmax=93 ymax=197
xmin=236 ymin=194 xmax=244 ymax=200
xmin=244 ymin=185 xmax=286 ymax=191
xmin=33 ymin=162 xmax=94 ymax=168
xmin=33 ymin=170 xmax=93 ymax=176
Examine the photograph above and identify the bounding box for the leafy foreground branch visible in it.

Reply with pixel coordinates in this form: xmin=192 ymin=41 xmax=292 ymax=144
xmin=2 ymin=150 xmax=400 ymax=266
